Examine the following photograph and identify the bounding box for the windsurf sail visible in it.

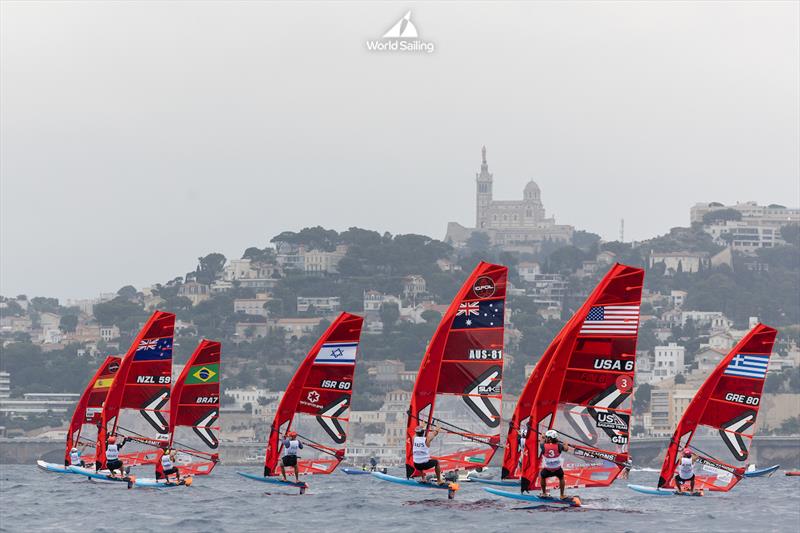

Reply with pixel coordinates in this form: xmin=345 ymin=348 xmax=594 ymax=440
xmin=168 ymin=339 xmax=221 ymax=476
xmin=405 ymin=261 xmax=508 ymax=478
xmin=263 ymin=312 xmax=364 ymax=476
xmin=64 ymin=355 xmax=121 ymax=465
xmin=501 ymin=333 xmax=562 ymax=480
xmin=521 ymin=263 xmax=644 ymax=492
xmin=656 ymin=323 xmax=777 ymax=492
xmin=97 ymin=311 xmax=175 ymax=469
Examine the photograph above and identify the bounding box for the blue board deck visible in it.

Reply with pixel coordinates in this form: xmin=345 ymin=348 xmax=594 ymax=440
xmin=627 ymin=484 xmax=704 ymax=497
xmin=68 ymin=466 xmax=134 ymax=486
xmin=342 ymin=468 xmax=373 ymax=475
xmin=36 ymin=460 xmax=74 ymax=474
xmin=483 ymin=487 xmax=582 ymax=507
xmin=237 ymin=471 xmax=308 ymax=488
xmin=744 ymin=465 xmax=780 ymax=478
xmin=371 ymin=471 xmax=452 ymax=490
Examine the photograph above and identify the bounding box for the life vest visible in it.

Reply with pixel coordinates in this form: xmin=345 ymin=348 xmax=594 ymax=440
xmin=70 ymin=451 xmax=81 ymax=465
xmin=678 ymin=457 xmax=694 ymax=479
xmin=105 ymin=444 xmax=119 ymax=461
xmin=161 ymin=453 xmax=173 ymax=470
xmin=412 ymin=436 xmax=430 ymax=463
xmin=541 ymin=442 xmax=563 ymax=471
xmin=283 ymin=439 xmax=301 ymax=456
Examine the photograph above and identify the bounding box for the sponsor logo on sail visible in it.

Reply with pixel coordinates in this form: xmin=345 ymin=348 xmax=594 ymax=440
xmin=108 ymin=362 xmax=120 ymax=373
xmin=365 ymin=10 xmax=435 ymax=54
xmin=307 ymin=390 xmax=320 ymax=404
xmin=473 ymin=276 xmax=496 ymax=299
xmin=595 ymin=412 xmax=629 ymax=431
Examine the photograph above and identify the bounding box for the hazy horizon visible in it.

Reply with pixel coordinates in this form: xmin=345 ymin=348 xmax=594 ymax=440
xmin=2 ymin=1 xmax=798 ymax=300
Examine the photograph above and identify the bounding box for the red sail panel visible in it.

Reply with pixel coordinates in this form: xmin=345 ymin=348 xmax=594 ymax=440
xmin=521 ymin=263 xmax=644 ymax=492
xmin=657 ymin=324 xmax=777 ymax=492
xmin=169 ymin=339 xmax=221 ymax=476
xmin=405 ymin=262 xmax=508 ymax=478
xmin=264 ymin=312 xmax=364 ymax=476
xmin=64 ymin=356 xmax=121 ymax=465
xmin=501 ymin=333 xmax=562 ymax=480
xmin=97 ymin=311 xmax=175 ymax=469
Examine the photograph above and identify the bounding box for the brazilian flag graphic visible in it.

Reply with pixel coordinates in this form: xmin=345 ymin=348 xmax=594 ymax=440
xmin=186 ymin=363 xmax=219 ymax=384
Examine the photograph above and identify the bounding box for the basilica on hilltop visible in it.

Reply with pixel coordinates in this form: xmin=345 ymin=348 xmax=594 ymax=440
xmin=445 ymin=147 xmax=573 ymax=251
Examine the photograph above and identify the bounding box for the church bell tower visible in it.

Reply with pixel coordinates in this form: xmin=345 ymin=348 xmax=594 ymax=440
xmin=475 ymin=146 xmax=493 ymax=228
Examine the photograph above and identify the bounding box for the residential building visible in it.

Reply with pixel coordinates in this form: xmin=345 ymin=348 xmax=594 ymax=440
xmin=99 ymin=326 xmax=119 ymax=342
xmin=373 ymin=360 xmax=405 ymax=384
xmin=669 ymin=290 xmax=687 ymax=309
xmin=223 ymin=259 xmax=257 ymax=281
xmin=178 ymin=281 xmax=211 ymax=305
xmin=695 ymin=346 xmax=727 ymax=373
xmin=402 ymin=276 xmax=427 ymax=300
xmin=517 ymin=262 xmax=541 ymax=282
xmin=271 ymin=317 xmax=324 ymax=339
xmin=653 ymin=343 xmax=685 ymax=382
xmin=0 ymin=393 xmax=80 ymax=417
xmin=670 ymin=388 xmax=698 ymax=429
xmin=649 ymin=251 xmax=710 ymax=274
xmin=296 ymin=296 xmax=341 ymax=314
xmin=649 ymin=389 xmax=672 ymax=436
xmin=303 ymin=245 xmax=348 ymax=273
xmin=445 ymin=147 xmax=574 ymax=251
xmin=234 ymin=294 xmax=271 ymax=317
xmin=234 ymin=321 xmax=269 ymax=339
xmin=0 ymin=372 xmax=9 ymax=398
xmin=704 ymin=221 xmax=784 ymax=252
xmin=680 ymin=311 xmax=732 ymax=331
xmin=690 ymin=201 xmax=799 ymax=226
xmin=528 ymin=274 xmax=568 ymax=307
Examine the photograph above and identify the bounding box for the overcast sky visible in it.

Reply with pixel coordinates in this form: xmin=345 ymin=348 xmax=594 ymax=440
xmin=2 ymin=1 xmax=798 ymax=300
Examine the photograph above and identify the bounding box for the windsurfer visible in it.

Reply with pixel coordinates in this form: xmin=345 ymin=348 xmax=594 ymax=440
xmin=156 ymin=447 xmax=181 ymax=483
xmin=675 ymin=449 xmax=697 ymax=493
xmin=280 ymin=431 xmax=304 ymax=482
xmin=539 ymin=429 xmax=571 ymax=499
xmin=370 ymin=456 xmax=378 ymax=472
xmin=412 ymin=426 xmax=443 ymax=484
xmin=105 ymin=435 xmax=127 ymax=477
xmin=66 ymin=446 xmax=86 ymax=467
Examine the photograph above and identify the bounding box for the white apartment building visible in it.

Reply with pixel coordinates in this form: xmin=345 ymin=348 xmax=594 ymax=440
xmin=690 ymin=201 xmax=799 ymax=226
xmin=303 ymin=245 xmax=348 ymax=273
xmin=680 ymin=311 xmax=732 ymax=331
xmin=704 ymin=221 xmax=784 ymax=251
xmin=234 ymin=294 xmax=271 ymax=317
xmin=0 ymin=372 xmax=10 ymax=398
xmin=223 ymin=259 xmax=257 ymax=281
xmin=517 ymin=262 xmax=541 ymax=282
xmin=653 ymin=343 xmax=685 ymax=382
xmin=649 ymin=251 xmax=710 ymax=273
xmin=296 ymin=296 xmax=340 ymax=314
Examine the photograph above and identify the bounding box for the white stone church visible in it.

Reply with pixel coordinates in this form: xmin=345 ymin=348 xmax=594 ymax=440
xmin=445 ymin=147 xmax=573 ymax=251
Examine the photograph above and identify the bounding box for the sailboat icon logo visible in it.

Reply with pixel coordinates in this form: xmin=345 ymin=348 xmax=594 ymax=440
xmin=382 ymin=11 xmax=418 ymax=39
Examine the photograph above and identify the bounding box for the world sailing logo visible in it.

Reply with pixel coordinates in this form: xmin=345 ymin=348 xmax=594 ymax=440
xmin=365 ymin=10 xmax=435 ymax=54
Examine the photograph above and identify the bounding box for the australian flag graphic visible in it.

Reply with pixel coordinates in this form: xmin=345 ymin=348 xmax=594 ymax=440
xmin=452 ymin=299 xmax=504 ymax=330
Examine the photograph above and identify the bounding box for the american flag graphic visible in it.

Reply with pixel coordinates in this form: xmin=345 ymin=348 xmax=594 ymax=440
xmin=457 ymin=302 xmax=480 ymax=317
xmin=723 ymin=353 xmax=770 ymax=379
xmin=580 ymin=305 xmax=640 ymax=336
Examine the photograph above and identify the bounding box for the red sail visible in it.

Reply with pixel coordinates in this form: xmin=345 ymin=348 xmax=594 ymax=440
xmin=521 ymin=263 xmax=644 ymax=492
xmin=501 ymin=333 xmax=562 ymax=480
xmin=264 ymin=312 xmax=364 ymax=476
xmin=656 ymin=324 xmax=777 ymax=492
xmin=64 ymin=356 xmax=121 ymax=465
xmin=169 ymin=339 xmax=221 ymax=476
xmin=405 ymin=261 xmax=508 ymax=478
xmin=97 ymin=311 xmax=175 ymax=469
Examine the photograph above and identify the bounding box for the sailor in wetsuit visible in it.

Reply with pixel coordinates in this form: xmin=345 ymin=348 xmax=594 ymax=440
xmin=411 ymin=426 xmax=443 ymax=484
xmin=539 ymin=429 xmax=571 ymax=499
xmin=280 ymin=431 xmax=303 ymax=483
xmin=104 ymin=435 xmax=127 ymax=477
xmin=675 ymin=449 xmax=697 ymax=493
xmin=156 ymin=447 xmax=181 ymax=483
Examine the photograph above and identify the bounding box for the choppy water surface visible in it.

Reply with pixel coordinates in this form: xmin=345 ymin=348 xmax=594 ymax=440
xmin=1 ymin=465 xmax=799 ymax=532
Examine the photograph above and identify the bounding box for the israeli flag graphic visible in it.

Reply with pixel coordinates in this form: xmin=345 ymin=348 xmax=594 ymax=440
xmin=315 ymin=342 xmax=358 ymax=365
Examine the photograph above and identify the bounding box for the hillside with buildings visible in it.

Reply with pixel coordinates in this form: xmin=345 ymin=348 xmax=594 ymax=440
xmin=1 ymin=149 xmax=798 ymax=465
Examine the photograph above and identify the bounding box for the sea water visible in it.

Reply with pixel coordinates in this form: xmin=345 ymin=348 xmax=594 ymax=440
xmin=1 ymin=465 xmax=798 ymax=532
